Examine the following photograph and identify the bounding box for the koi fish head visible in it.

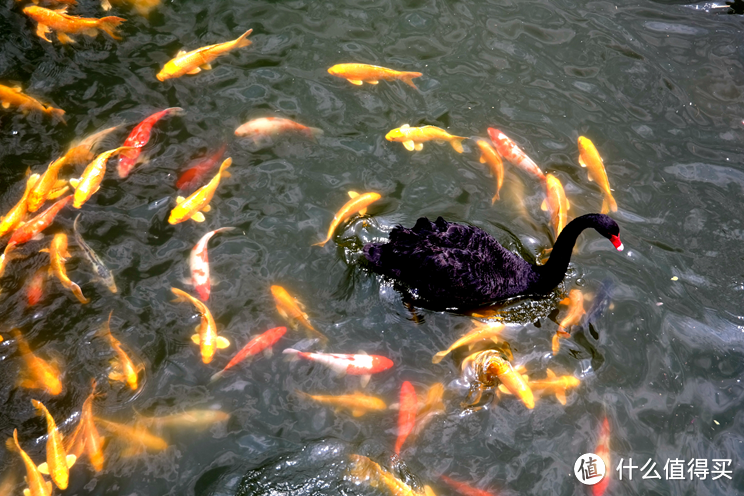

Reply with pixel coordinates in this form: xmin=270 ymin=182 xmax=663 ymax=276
xmin=385 ymin=127 xmax=408 ymax=142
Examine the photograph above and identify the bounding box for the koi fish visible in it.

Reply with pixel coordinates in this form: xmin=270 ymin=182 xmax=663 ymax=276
xmin=432 ymin=321 xmax=504 ymax=364
xmin=136 ymin=409 xmax=230 ymax=429
xmin=73 ymin=214 xmax=117 ymax=293
xmin=190 ymin=226 xmax=235 ymax=301
xmin=66 ymin=383 xmax=105 ymax=471
xmin=541 ymin=173 xmax=569 ymax=238
xmin=395 ymin=381 xmax=417 ymax=455
xmin=69 ymin=147 xmax=132 ymax=208
xmin=0 ymin=173 xmax=40 ymax=238
xmin=118 ymin=107 xmax=185 ymax=178
xmin=99 ymin=311 xmax=143 ymax=390
xmin=167 ymin=157 xmax=231 ymax=224
xmin=12 ymin=329 xmax=63 ymax=395
xmin=26 ymin=267 xmax=47 ymax=306
xmin=171 ymin=287 xmax=230 ymax=364
xmin=5 ymin=429 xmax=52 ymax=496
xmin=553 ymin=289 xmax=584 ymax=353
xmin=327 ymin=63 xmax=422 ymax=88
xmin=581 ymin=279 xmax=614 ymax=334
xmin=7 ymin=195 xmax=72 ymax=249
xmin=475 ymin=140 xmax=504 ymax=203
xmin=27 ymin=157 xmax=69 ymax=213
xmin=461 ymin=350 xmax=533 ymax=409
xmin=42 ymin=232 xmax=89 ymax=304
xmin=347 ymin=455 xmax=437 ymax=496
xmin=270 ymin=285 xmax=328 ymax=343
xmin=578 ymin=136 xmax=617 ymax=214
xmin=283 ymin=348 xmax=393 ymax=387
xmin=412 ymin=382 xmax=445 ymax=437
xmin=295 ymin=390 xmax=387 ymax=417
xmin=210 ymin=326 xmax=286 ymax=383
xmin=157 ymin=29 xmax=252 ymax=81
xmin=101 ymin=0 xmax=160 ymax=16
xmin=525 ymin=368 xmax=580 ymax=405
xmin=386 ymin=124 xmax=467 ymax=153
xmin=60 ymin=125 xmax=120 ymax=167
xmin=94 ymin=418 xmax=168 ymax=454
xmin=0 ymin=83 xmax=65 ymax=122
xmin=313 ymin=191 xmax=381 ymax=247
xmin=176 ymin=143 xmax=227 ymax=191
xmin=439 ymin=475 xmax=497 ymax=496
xmin=486 ymin=128 xmax=545 ymax=181
xmin=234 ymin=117 xmax=324 ymax=142
xmin=23 ymin=6 xmax=125 ymax=44
xmin=592 ymin=417 xmax=611 ymax=496
xmin=31 ymin=399 xmax=76 ymax=490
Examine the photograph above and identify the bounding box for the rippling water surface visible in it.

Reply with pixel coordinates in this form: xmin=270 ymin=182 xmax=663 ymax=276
xmin=1 ymin=0 xmax=743 ymax=494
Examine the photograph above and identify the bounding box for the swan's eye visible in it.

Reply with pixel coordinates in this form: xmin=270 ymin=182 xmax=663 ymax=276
xmin=609 ymin=235 xmax=624 ymax=251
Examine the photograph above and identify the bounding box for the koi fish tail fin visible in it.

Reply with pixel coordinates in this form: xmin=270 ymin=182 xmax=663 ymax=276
xmin=234 ymin=29 xmax=253 ymax=49
xmin=208 ymin=370 xmax=226 ymax=383
xmin=218 ymin=157 xmax=232 ymax=175
xmin=47 ymin=107 xmax=66 ymax=124
xmin=5 ymin=433 xmax=19 ymax=453
xmin=601 ymin=194 xmax=618 ymax=214
xmin=402 ymin=72 xmax=422 ymax=89
xmin=294 ymin=390 xmax=312 ymax=401
xmin=491 ymin=191 xmax=499 ymax=204
xmin=305 ymin=127 xmax=324 ymax=140
xmin=282 ymin=348 xmax=301 ymax=357
xmin=97 ymin=16 xmax=126 ymax=40
xmin=450 ymin=137 xmax=466 ymax=154
xmin=312 ymin=237 xmax=330 ymax=247
xmin=71 ymin=283 xmax=90 ymax=304
xmin=165 ymin=107 xmax=186 ymax=117
xmin=431 ymin=350 xmax=448 ymax=364
xmin=31 ymin=398 xmax=46 ymax=415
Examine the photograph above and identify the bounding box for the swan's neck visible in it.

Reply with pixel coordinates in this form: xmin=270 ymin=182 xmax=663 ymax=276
xmin=536 ymin=215 xmax=598 ymax=289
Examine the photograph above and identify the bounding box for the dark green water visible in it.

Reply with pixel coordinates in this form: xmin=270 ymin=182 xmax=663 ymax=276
xmin=1 ymin=0 xmax=743 ymax=494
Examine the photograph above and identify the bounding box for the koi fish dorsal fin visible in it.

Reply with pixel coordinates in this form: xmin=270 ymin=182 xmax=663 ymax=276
xmin=348 ymin=191 xmax=359 ymax=199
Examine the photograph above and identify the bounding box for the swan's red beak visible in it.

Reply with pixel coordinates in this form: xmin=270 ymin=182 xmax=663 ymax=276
xmin=610 ymin=235 xmax=624 ymax=251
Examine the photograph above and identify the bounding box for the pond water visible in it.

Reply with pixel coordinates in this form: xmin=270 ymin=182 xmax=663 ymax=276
xmin=1 ymin=0 xmax=743 ymax=495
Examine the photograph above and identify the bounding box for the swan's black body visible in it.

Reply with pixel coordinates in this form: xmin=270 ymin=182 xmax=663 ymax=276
xmin=363 ymin=214 xmax=621 ymax=310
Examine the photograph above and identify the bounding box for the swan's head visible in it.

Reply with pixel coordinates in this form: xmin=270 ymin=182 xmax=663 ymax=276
xmin=594 ymin=215 xmax=623 ymax=251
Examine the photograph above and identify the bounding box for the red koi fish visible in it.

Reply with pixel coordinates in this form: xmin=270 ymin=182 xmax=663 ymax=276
xmin=210 ymin=326 xmax=286 ymax=383
xmin=7 ymin=195 xmax=71 ymax=249
xmin=487 ymin=128 xmax=545 ymax=182
xmin=117 ymin=107 xmax=184 ymax=178
xmin=190 ymin=227 xmax=235 ymax=301
xmin=394 ymin=381 xmax=417 ymax=455
xmin=439 ymin=475 xmax=497 ymax=496
xmin=176 ymin=143 xmax=227 ymax=191
xmin=592 ymin=417 xmax=611 ymax=496
xmin=282 ymin=348 xmax=393 ymax=387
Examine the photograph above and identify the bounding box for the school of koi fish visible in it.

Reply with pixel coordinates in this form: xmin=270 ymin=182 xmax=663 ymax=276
xmin=1 ymin=3 xmax=627 ymax=495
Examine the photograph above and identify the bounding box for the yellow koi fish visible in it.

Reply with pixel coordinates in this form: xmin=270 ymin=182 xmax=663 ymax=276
xmin=69 ymin=147 xmax=132 ymax=208
xmin=295 ymin=390 xmax=386 ymax=417
xmin=412 ymin=382 xmax=445 ymax=437
xmin=101 ymin=0 xmax=160 ymax=17
xmin=432 ymin=321 xmax=503 ymax=364
xmin=168 ymin=158 xmax=231 ymax=224
xmin=553 ymin=289 xmax=585 ymax=353
xmin=66 ymin=383 xmax=105 ymax=472
xmin=578 ymin=136 xmax=617 ymax=214
xmin=157 ymin=30 xmax=252 ymax=81
xmin=270 ymin=285 xmax=328 ymax=343
xmin=313 ymin=191 xmax=381 ymax=247
xmin=541 ymin=173 xmax=569 ymax=238
xmin=94 ymin=418 xmax=167 ymax=455
xmin=23 ymin=6 xmax=125 ymax=44
xmin=462 ymin=350 xmax=534 ymax=409
xmin=5 ymin=430 xmax=52 ymax=496
xmin=327 ymin=63 xmax=422 ymax=88
xmin=171 ymin=288 xmax=230 ymax=363
xmin=42 ymin=233 xmax=89 ymax=304
xmin=31 ymin=399 xmax=76 ymax=490
xmin=136 ymin=409 xmax=229 ymax=429
xmin=12 ymin=329 xmax=63 ymax=395
xmin=476 ymin=140 xmax=504 ymax=203
xmin=99 ymin=311 xmax=144 ymax=390
xmin=27 ymin=157 xmax=70 ymax=213
xmin=385 ymin=124 xmax=467 ymax=153
xmin=526 ymin=368 xmax=580 ymax=405
xmin=0 ymin=84 xmax=65 ymax=122
xmin=0 ymin=173 xmax=40 ymax=238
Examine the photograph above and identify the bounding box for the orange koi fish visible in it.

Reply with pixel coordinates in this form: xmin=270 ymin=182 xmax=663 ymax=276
xmin=234 ymin=117 xmax=324 ymax=141
xmin=99 ymin=311 xmax=143 ymax=390
xmin=386 ymin=124 xmax=466 ymax=153
xmin=7 ymin=195 xmax=71 ymax=250
xmin=270 ymin=285 xmax=328 ymax=343
xmin=348 ymin=455 xmax=437 ymax=496
xmin=27 ymin=157 xmax=69 ymax=213
xmin=439 ymin=475 xmax=497 ymax=496
xmin=395 ymin=381 xmax=417 ymax=455
xmin=553 ymin=289 xmax=585 ymax=353
xmin=157 ymin=30 xmax=252 ymax=81
xmin=42 ymin=232 xmax=89 ymax=304
xmin=432 ymin=321 xmax=504 ymax=364
xmin=313 ymin=191 xmax=381 ymax=247
xmin=0 ymin=173 xmax=40 ymax=239
xmin=171 ymin=288 xmax=230 ymax=363
xmin=475 ymin=140 xmax=504 ymax=203
xmin=283 ymin=349 xmax=393 ymax=387
xmin=412 ymin=382 xmax=445 ymax=437
xmin=210 ymin=326 xmax=286 ymax=383
xmin=168 ymin=158 xmax=231 ymax=224
xmin=12 ymin=329 xmax=63 ymax=395
xmin=541 ymin=173 xmax=569 ymax=238
xmin=295 ymin=390 xmax=386 ymax=417
xmin=176 ymin=143 xmax=227 ymax=192
xmin=32 ymin=399 xmax=76 ymax=490
xmin=66 ymin=383 xmax=105 ymax=471
xmin=5 ymin=430 xmax=52 ymax=496
xmin=462 ymin=350 xmax=533 ymax=409
xmin=136 ymin=409 xmax=230 ymax=429
xmin=94 ymin=418 xmax=168 ymax=454
xmin=327 ymin=63 xmax=422 ymax=88
xmin=60 ymin=125 xmax=121 ymax=168
xmin=23 ymin=6 xmax=125 ymax=44
xmin=0 ymin=84 xmax=65 ymax=122
xmin=101 ymin=0 xmax=160 ymax=16
xmin=578 ymin=136 xmax=617 ymax=214
xmin=69 ymin=146 xmax=132 ymax=208
xmin=592 ymin=417 xmax=611 ymax=496
xmin=26 ymin=267 xmax=47 ymax=306
xmin=487 ymin=128 xmax=545 ymax=181
xmin=526 ymin=368 xmax=580 ymax=405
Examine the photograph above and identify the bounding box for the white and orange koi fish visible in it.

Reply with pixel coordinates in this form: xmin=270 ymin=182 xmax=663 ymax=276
xmin=487 ymin=128 xmax=545 ymax=182
xmin=283 ymin=348 xmax=393 ymax=387
xmin=190 ymin=227 xmax=235 ymax=301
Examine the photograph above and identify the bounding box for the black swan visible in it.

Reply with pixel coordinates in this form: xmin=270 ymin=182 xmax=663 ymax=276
xmin=363 ymin=213 xmax=623 ymax=310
